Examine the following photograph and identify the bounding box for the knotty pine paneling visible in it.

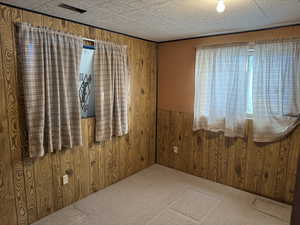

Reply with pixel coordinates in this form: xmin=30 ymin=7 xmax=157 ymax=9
xmin=0 ymin=4 xmax=157 ymax=225
xmin=157 ymin=109 xmax=300 ymax=204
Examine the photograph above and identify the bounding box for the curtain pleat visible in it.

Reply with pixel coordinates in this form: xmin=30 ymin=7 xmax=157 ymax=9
xmin=17 ymin=23 xmax=83 ymax=158
xmin=94 ymin=41 xmax=129 ymax=142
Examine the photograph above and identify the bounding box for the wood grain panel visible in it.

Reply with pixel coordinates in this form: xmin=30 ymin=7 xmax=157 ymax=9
xmin=23 ymin=159 xmax=37 ymax=224
xmin=191 ymin=129 xmax=208 ymax=178
xmin=0 ymin=4 xmax=157 ymax=225
xmin=157 ymin=109 xmax=300 ymax=204
xmin=285 ymin=127 xmax=300 ymax=203
xmin=34 ymin=156 xmax=54 ymax=219
xmin=73 ymin=120 xmax=90 ymax=201
xmin=20 ymin=10 xmax=41 ymax=224
xmin=0 ymin=8 xmax=18 ymax=224
xmin=1 ymin=6 xmax=28 ymax=225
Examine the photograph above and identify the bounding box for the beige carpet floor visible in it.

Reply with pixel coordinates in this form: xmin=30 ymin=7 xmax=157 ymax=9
xmin=32 ymin=165 xmax=292 ymax=225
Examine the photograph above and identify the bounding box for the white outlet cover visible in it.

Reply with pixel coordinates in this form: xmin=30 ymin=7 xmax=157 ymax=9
xmin=63 ymin=174 xmax=69 ymax=185
xmin=173 ymin=146 xmax=179 ymax=154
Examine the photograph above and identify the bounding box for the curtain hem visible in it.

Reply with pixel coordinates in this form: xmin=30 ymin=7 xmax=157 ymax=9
xmin=253 ymin=120 xmax=300 ymax=143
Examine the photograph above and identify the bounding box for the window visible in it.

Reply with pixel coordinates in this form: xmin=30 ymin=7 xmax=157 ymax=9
xmin=193 ymin=44 xmax=249 ymax=137
xmin=79 ymin=47 xmax=95 ymax=118
xmin=194 ymin=39 xmax=300 ymax=141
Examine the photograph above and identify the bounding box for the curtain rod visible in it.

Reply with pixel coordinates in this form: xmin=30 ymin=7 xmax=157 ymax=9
xmin=195 ymin=41 xmax=249 ymax=49
xmin=82 ymin=37 xmax=95 ymax=42
xmin=82 ymin=37 xmax=128 ymax=48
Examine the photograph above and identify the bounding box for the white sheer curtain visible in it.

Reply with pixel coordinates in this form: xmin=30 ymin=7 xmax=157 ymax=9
xmin=252 ymin=39 xmax=300 ymax=142
xmin=193 ymin=44 xmax=249 ymax=137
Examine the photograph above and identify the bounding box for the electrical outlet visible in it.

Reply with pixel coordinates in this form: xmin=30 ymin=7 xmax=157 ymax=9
xmin=62 ymin=174 xmax=69 ymax=185
xmin=173 ymin=146 xmax=179 ymax=154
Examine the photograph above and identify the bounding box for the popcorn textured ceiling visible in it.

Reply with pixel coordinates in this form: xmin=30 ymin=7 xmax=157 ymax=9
xmin=1 ymin=0 xmax=300 ymax=42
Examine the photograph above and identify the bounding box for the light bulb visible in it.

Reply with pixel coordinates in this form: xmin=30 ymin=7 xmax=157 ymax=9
xmin=216 ymin=0 xmax=225 ymax=13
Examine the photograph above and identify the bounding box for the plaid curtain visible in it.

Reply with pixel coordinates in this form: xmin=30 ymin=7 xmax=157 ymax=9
xmin=17 ymin=23 xmax=83 ymax=158
xmin=94 ymin=41 xmax=129 ymax=142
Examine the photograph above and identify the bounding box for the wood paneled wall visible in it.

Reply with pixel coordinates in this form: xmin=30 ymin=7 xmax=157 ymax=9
xmin=0 ymin=5 xmax=157 ymax=225
xmin=157 ymin=109 xmax=300 ymax=204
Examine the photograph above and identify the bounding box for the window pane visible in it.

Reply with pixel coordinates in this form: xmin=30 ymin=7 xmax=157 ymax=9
xmin=79 ymin=48 xmax=95 ymax=118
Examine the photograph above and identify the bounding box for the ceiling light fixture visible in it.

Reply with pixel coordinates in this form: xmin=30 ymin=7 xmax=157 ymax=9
xmin=216 ymin=0 xmax=226 ymax=13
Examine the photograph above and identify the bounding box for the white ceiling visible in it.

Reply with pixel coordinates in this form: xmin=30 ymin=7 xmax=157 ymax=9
xmin=1 ymin=0 xmax=300 ymax=42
